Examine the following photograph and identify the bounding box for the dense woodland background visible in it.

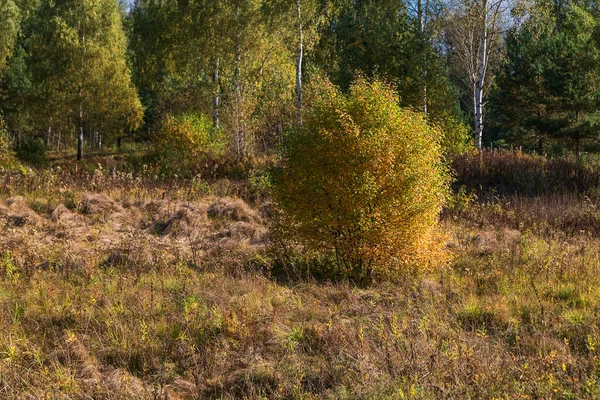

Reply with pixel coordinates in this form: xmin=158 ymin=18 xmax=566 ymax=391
xmin=2 ymin=0 xmax=600 ymax=164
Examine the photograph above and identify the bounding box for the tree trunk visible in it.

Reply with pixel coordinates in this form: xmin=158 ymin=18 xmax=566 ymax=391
xmin=233 ymin=15 xmax=246 ymax=160
xmin=575 ymin=110 xmax=581 ymax=158
xmin=418 ymin=0 xmax=428 ymax=115
xmin=46 ymin=123 xmax=52 ymax=149
xmin=234 ymin=48 xmax=245 ymax=159
xmin=78 ymin=17 xmax=86 ymax=161
xmin=474 ymin=82 xmax=484 ymax=150
xmin=77 ymin=103 xmax=84 ymax=160
xmin=77 ymin=126 xmax=84 ymax=160
xmin=212 ymin=57 xmax=220 ymax=129
xmin=474 ymin=15 xmax=487 ymax=150
xmin=296 ymin=0 xmax=303 ymax=125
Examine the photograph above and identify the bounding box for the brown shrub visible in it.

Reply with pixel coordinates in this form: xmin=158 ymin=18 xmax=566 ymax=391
xmin=453 ymin=149 xmax=600 ymax=196
xmin=147 ymin=201 xmax=209 ymax=239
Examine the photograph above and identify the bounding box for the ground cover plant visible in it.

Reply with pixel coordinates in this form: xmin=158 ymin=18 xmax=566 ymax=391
xmin=1 ymin=150 xmax=600 ymax=399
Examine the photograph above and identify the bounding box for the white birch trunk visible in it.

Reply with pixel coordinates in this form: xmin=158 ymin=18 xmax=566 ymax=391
xmin=474 ymin=14 xmax=487 ymax=150
xmin=212 ymin=57 xmax=220 ymax=129
xmin=296 ymin=0 xmax=303 ymax=125
xmin=418 ymin=0 xmax=428 ymax=115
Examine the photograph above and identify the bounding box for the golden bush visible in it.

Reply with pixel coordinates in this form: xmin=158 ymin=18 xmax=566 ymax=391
xmin=271 ymin=78 xmax=451 ymax=283
xmin=153 ymin=113 xmax=226 ymax=175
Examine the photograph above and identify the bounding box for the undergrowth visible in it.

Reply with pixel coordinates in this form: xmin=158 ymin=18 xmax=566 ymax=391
xmin=1 ymin=150 xmax=600 ymax=398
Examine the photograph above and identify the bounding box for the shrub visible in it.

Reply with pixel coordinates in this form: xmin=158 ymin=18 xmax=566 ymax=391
xmin=0 ymin=115 xmax=10 ymax=154
xmin=438 ymin=117 xmax=474 ymax=158
xmin=271 ymin=78 xmax=451 ymax=283
xmin=152 ymin=112 xmax=226 ymax=176
xmin=15 ymin=137 xmax=48 ymax=166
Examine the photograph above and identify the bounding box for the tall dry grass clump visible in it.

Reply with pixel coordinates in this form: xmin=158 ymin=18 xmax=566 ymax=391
xmin=453 ymin=149 xmax=600 ymax=196
xmin=271 ymin=78 xmax=450 ymax=283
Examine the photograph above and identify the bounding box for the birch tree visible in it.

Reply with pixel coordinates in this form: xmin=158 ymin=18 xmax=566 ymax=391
xmin=0 ymin=0 xmax=21 ymax=75
xmin=29 ymin=0 xmax=142 ymax=160
xmin=446 ymin=0 xmax=514 ymax=149
xmin=129 ymin=0 xmax=297 ymax=158
xmin=296 ymin=0 xmax=304 ymax=125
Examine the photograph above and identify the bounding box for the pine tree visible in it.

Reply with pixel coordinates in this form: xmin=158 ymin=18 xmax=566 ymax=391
xmin=492 ymin=3 xmax=600 ymax=156
xmin=491 ymin=23 xmax=554 ymax=152
xmin=548 ymin=6 xmax=600 ymax=156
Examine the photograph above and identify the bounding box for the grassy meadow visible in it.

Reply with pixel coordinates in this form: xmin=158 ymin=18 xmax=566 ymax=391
xmin=1 ymin=150 xmax=600 ymax=399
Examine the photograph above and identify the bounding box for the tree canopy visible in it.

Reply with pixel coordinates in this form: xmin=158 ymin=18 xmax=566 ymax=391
xmin=0 ymin=0 xmax=600 ymax=159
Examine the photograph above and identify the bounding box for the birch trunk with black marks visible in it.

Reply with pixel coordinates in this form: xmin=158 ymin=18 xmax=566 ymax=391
xmin=474 ymin=9 xmax=487 ymax=150
xmin=212 ymin=57 xmax=220 ymax=129
xmin=296 ymin=0 xmax=303 ymax=125
xmin=77 ymin=101 xmax=84 ymax=160
xmin=77 ymin=15 xmax=85 ymax=161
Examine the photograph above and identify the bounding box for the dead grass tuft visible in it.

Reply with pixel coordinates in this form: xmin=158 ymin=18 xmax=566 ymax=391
xmin=105 ymin=369 xmax=148 ymax=399
xmin=148 ymin=201 xmax=208 ymax=239
xmin=1 ymin=196 xmax=44 ymax=228
xmin=81 ymin=193 xmax=123 ymax=216
xmin=51 ymin=204 xmax=84 ymax=227
xmin=207 ymin=197 xmax=261 ymax=223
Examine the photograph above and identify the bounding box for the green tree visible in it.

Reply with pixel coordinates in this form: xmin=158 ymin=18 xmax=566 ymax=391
xmin=28 ymin=0 xmax=142 ymax=160
xmin=492 ymin=2 xmax=600 ymax=156
xmin=548 ymin=5 xmax=600 ymax=156
xmin=313 ymin=0 xmax=457 ymax=119
xmin=0 ymin=0 xmax=21 ymax=74
xmin=0 ymin=0 xmax=40 ymax=145
xmin=491 ymin=22 xmax=554 ymax=152
xmin=312 ymin=0 xmax=470 ymax=155
xmin=129 ymin=0 xmax=297 ymax=158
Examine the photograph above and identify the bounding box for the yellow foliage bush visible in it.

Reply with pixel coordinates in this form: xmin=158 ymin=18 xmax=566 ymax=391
xmin=271 ymin=78 xmax=451 ymax=283
xmin=153 ymin=113 xmax=226 ymax=175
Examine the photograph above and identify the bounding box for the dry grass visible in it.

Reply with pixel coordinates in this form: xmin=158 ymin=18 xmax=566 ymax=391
xmin=1 ymin=155 xmax=600 ymax=398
